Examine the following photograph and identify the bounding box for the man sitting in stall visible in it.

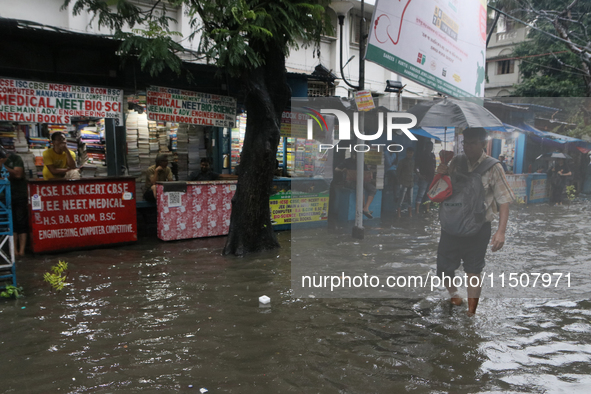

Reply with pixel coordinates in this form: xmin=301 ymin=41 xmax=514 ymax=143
xmin=144 ymin=154 xmax=173 ymax=203
xmin=42 ymin=132 xmax=77 ymax=180
xmin=189 ymin=158 xmax=220 ymax=181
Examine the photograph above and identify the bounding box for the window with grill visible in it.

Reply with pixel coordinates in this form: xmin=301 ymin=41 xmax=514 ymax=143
xmin=307 ymin=81 xmax=335 ymax=97
xmin=497 ymin=60 xmax=515 ymax=75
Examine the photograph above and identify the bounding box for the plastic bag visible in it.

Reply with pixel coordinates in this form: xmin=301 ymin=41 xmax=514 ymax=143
xmin=427 ymin=174 xmax=452 ymax=202
xmin=427 ymin=150 xmax=454 ymax=202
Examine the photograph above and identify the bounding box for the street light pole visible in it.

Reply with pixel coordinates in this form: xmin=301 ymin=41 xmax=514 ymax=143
xmin=330 ymin=0 xmax=367 ymax=239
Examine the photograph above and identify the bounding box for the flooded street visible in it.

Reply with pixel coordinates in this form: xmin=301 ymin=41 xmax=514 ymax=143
xmin=2 ymin=203 xmax=591 ymax=393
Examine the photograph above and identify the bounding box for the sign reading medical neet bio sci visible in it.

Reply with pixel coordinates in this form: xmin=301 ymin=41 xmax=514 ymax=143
xmin=28 ymin=178 xmax=137 ymax=253
xmin=366 ymin=0 xmax=487 ymax=98
xmin=0 ymin=78 xmax=123 ymax=124
xmin=146 ymin=86 xmax=236 ymax=127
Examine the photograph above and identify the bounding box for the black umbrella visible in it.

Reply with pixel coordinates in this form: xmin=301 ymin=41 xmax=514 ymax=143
xmin=407 ymin=97 xmax=505 ymax=150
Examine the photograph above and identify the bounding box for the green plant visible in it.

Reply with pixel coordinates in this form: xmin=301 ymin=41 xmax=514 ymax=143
xmin=1 ymin=284 xmax=23 ymax=298
xmin=429 ymin=202 xmax=440 ymax=210
xmin=566 ymin=185 xmax=577 ymax=209
xmin=43 ymin=260 xmax=69 ymax=292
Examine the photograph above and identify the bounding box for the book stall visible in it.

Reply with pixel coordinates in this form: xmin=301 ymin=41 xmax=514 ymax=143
xmin=0 ymin=77 xmax=123 ymax=179
xmin=126 ymin=87 xmax=237 ymax=202
xmin=0 ymin=77 xmax=141 ymax=252
xmin=134 ymin=86 xmax=241 ymax=240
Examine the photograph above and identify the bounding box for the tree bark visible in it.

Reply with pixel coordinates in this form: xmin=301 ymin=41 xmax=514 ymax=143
xmin=223 ymin=44 xmax=291 ymax=256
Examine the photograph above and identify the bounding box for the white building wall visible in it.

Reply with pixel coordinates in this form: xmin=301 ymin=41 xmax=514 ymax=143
xmin=485 ymin=16 xmax=529 ymax=97
xmin=0 ymin=0 xmax=435 ymax=103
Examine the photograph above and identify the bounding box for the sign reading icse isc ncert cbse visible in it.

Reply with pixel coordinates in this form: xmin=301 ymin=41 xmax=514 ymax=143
xmin=366 ymin=0 xmax=487 ymax=98
xmin=0 ymin=78 xmax=123 ymax=124
xmin=28 ymin=178 xmax=137 ymax=253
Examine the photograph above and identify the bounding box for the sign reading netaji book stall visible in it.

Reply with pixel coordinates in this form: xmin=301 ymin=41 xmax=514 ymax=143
xmin=0 ymin=78 xmax=123 ymax=124
xmin=366 ymin=0 xmax=487 ymax=98
xmin=146 ymin=86 xmax=236 ymax=127
xmin=28 ymin=178 xmax=137 ymax=253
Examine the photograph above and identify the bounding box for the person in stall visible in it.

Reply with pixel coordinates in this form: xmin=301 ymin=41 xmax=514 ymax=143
xmin=548 ymin=158 xmax=572 ymax=205
xmin=144 ymin=154 xmax=173 ymax=203
xmin=499 ymin=155 xmax=509 ymax=173
xmin=189 ymin=158 xmax=220 ymax=181
xmin=42 ymin=132 xmax=77 ymax=180
xmin=0 ymin=147 xmax=28 ymax=256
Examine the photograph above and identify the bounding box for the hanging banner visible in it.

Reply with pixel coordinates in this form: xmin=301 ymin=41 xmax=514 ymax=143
xmin=0 ymin=78 xmax=123 ymax=124
xmin=355 ymin=90 xmax=376 ymax=112
xmin=366 ymin=0 xmax=487 ymax=98
xmin=146 ymin=86 xmax=236 ymax=127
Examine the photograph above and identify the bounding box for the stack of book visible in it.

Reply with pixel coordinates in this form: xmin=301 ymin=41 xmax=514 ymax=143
xmin=125 ymin=111 xmax=141 ymax=178
xmin=157 ymin=122 xmax=170 ymax=155
xmin=48 ymin=124 xmax=67 ymax=139
xmin=137 ymin=113 xmax=151 ymax=197
xmin=30 ymin=148 xmax=45 ymax=178
xmin=14 ymin=129 xmax=29 ymax=153
xmin=29 ymin=137 xmax=50 ymax=150
xmin=0 ymin=122 xmax=16 ymax=152
xmin=80 ymin=125 xmax=103 ymax=163
xmin=148 ymin=120 xmax=159 ymax=167
xmin=169 ymin=123 xmax=178 ymax=151
xmin=187 ymin=126 xmax=202 ymax=176
xmin=138 ymin=113 xmax=151 ymax=171
xmin=21 ymin=152 xmax=37 ymax=179
xmin=176 ymin=124 xmax=189 ymax=180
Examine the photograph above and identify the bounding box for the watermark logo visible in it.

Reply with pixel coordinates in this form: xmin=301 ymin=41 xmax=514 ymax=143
xmin=304 ymin=108 xmax=418 ymax=153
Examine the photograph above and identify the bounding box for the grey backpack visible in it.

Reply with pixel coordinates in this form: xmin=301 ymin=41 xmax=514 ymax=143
xmin=439 ymin=155 xmax=499 ymax=237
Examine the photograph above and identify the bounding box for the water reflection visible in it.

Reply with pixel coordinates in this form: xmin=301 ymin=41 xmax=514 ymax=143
xmin=0 ymin=203 xmax=590 ymax=392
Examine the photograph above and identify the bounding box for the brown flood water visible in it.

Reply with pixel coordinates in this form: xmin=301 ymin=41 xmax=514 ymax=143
xmin=1 ymin=202 xmax=591 ymax=393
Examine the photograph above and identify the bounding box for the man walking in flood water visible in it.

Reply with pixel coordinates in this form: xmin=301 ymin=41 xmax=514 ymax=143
xmin=436 ymin=128 xmax=514 ymax=316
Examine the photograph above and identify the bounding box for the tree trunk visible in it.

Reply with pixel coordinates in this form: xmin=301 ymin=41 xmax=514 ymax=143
xmin=223 ymin=45 xmax=291 ymax=256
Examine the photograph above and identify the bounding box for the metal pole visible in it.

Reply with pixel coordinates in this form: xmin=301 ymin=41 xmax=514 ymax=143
xmin=353 ymin=0 xmax=366 ymax=239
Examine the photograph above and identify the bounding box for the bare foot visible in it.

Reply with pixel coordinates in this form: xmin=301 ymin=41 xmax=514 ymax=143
xmin=450 ymin=296 xmax=463 ymax=306
xmin=466 ymin=311 xmax=476 ymax=317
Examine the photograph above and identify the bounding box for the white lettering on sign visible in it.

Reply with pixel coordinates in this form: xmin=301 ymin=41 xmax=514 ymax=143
xmin=38 ymin=224 xmax=133 ymax=240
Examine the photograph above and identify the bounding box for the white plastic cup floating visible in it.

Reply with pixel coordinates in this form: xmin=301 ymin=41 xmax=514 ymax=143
xmin=259 ymin=295 xmax=271 ymax=304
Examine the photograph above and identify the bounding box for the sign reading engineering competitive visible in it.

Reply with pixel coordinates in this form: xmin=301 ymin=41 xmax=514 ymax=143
xmin=146 ymin=86 xmax=236 ymax=127
xmin=28 ymin=179 xmax=137 ymax=253
xmin=0 ymin=78 xmax=123 ymax=124
xmin=366 ymin=0 xmax=487 ymax=98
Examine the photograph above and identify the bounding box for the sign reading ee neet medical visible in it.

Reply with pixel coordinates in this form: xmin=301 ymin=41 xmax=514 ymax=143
xmin=0 ymin=78 xmax=123 ymax=124
xmin=146 ymin=86 xmax=236 ymax=127
xmin=28 ymin=179 xmax=137 ymax=253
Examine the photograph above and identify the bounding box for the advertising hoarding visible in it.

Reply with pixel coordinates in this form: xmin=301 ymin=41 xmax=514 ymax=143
xmin=366 ymin=0 xmax=487 ymax=98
